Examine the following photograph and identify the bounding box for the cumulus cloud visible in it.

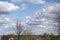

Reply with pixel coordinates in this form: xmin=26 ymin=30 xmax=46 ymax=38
xmin=11 ymin=0 xmax=45 ymax=4
xmin=0 ymin=15 xmax=16 ymax=35
xmin=20 ymin=4 xmax=27 ymax=10
xmin=26 ymin=3 xmax=60 ymax=35
xmin=0 ymin=15 xmax=26 ymax=35
xmin=0 ymin=15 xmax=16 ymax=27
xmin=0 ymin=1 xmax=19 ymax=14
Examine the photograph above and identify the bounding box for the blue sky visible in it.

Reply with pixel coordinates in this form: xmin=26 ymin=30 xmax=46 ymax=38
xmin=0 ymin=0 xmax=60 ymax=22
xmin=0 ymin=0 xmax=60 ymax=35
xmin=1 ymin=0 xmax=60 ymax=22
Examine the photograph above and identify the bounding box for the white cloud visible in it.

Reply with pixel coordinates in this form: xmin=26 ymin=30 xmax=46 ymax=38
xmin=20 ymin=4 xmax=27 ymax=10
xmin=35 ymin=10 xmax=42 ymax=16
xmin=4 ymin=26 xmax=9 ymax=29
xmin=0 ymin=1 xmax=19 ymax=14
xmin=0 ymin=16 xmax=16 ymax=34
xmin=27 ymin=0 xmax=45 ymax=4
xmin=26 ymin=3 xmax=60 ymax=35
xmin=0 ymin=15 xmax=27 ymax=35
xmin=43 ymin=3 xmax=60 ymax=14
xmin=39 ymin=18 xmax=47 ymax=21
xmin=0 ymin=16 xmax=16 ymax=27
xmin=6 ymin=31 xmax=15 ymax=35
xmin=26 ymin=16 xmax=31 ymax=19
xmin=38 ymin=25 xmax=46 ymax=27
xmin=0 ymin=29 xmax=2 ymax=32
xmin=11 ymin=0 xmax=45 ymax=4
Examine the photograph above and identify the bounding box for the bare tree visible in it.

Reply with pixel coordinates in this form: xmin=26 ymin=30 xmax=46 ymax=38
xmin=57 ymin=15 xmax=60 ymax=35
xmin=16 ymin=19 xmax=24 ymax=40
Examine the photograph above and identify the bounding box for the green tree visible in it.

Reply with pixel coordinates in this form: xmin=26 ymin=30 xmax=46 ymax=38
xmin=20 ymin=35 xmax=39 ymax=40
xmin=6 ymin=34 xmax=16 ymax=38
xmin=20 ymin=31 xmax=39 ymax=40
xmin=22 ymin=31 xmax=33 ymax=35
xmin=43 ymin=33 xmax=51 ymax=40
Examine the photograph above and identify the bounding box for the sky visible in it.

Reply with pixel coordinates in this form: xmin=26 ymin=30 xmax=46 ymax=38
xmin=0 ymin=0 xmax=60 ymax=35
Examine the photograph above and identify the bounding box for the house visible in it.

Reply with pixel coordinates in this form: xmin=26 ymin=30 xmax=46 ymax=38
xmin=1 ymin=35 xmax=10 ymax=40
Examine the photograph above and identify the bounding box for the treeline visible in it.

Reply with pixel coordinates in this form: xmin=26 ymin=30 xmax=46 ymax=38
xmin=40 ymin=33 xmax=60 ymax=40
xmin=1 ymin=33 xmax=60 ymax=40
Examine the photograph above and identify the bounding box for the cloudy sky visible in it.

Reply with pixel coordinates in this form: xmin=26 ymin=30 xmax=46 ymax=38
xmin=0 ymin=0 xmax=60 ymax=35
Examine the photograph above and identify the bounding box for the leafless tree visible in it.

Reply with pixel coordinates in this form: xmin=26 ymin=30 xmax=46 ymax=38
xmin=16 ymin=19 xmax=24 ymax=40
xmin=57 ymin=15 xmax=60 ymax=35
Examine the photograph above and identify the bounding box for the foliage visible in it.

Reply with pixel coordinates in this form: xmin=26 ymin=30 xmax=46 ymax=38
xmin=22 ymin=31 xmax=33 ymax=35
xmin=19 ymin=31 xmax=39 ymax=40
xmin=20 ymin=35 xmax=39 ymax=40
xmin=6 ymin=34 xmax=16 ymax=38
xmin=43 ymin=33 xmax=51 ymax=40
xmin=42 ymin=33 xmax=60 ymax=40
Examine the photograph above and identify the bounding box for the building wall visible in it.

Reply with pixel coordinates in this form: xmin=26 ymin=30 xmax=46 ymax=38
xmin=0 ymin=36 xmax=1 ymax=40
xmin=1 ymin=36 xmax=9 ymax=40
